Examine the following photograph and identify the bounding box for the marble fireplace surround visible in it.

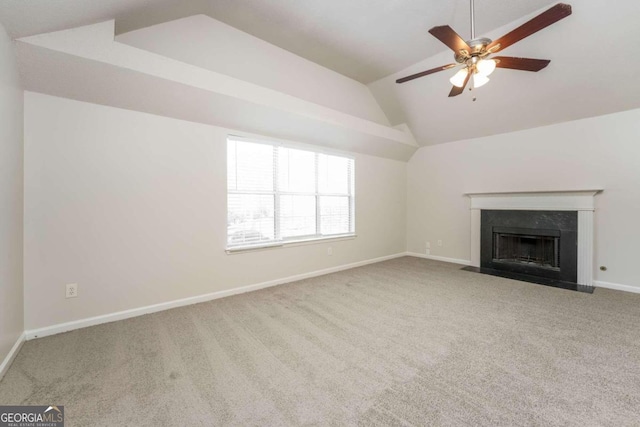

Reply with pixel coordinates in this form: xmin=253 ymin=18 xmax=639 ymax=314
xmin=466 ymin=190 xmax=603 ymax=287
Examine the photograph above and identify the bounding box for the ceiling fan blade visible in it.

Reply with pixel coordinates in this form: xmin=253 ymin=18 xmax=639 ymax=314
xmin=494 ymin=56 xmax=551 ymax=72
xmin=396 ymin=64 xmax=458 ymax=84
xmin=429 ymin=25 xmax=471 ymax=54
xmin=487 ymin=3 xmax=572 ymax=53
xmin=448 ymin=69 xmax=471 ymax=97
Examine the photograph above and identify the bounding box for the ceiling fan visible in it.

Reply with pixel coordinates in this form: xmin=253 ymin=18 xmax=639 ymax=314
xmin=396 ymin=1 xmax=572 ymax=97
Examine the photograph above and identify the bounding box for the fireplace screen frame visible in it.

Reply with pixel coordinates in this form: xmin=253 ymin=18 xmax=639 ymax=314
xmin=492 ymin=227 xmax=560 ymax=271
xmin=480 ymin=210 xmax=578 ymax=284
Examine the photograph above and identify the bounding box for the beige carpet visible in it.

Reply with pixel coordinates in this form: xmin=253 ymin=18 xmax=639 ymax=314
xmin=1 ymin=256 xmax=640 ymax=426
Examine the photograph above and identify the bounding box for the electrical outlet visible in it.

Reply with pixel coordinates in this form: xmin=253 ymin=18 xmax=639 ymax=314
xmin=437 ymin=240 xmax=443 ymax=247
xmin=66 ymin=283 xmax=78 ymax=298
xmin=327 ymin=247 xmax=333 ymax=256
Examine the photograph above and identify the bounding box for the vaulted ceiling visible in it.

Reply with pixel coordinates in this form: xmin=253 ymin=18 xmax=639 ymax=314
xmin=2 ymin=0 xmax=640 ymax=152
xmin=1 ymin=0 xmax=557 ymax=83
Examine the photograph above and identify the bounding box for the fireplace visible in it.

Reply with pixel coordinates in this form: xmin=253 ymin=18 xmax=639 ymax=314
xmin=465 ymin=190 xmax=601 ymax=291
xmin=480 ymin=210 xmax=578 ymax=284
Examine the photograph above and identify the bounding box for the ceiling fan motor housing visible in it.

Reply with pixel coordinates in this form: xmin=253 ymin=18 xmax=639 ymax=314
xmin=455 ymin=37 xmax=492 ymax=63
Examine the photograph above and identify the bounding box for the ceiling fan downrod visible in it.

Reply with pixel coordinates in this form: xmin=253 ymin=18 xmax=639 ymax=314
xmin=470 ymin=0 xmax=476 ymax=39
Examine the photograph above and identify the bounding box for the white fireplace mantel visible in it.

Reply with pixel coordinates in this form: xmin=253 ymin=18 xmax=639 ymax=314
xmin=466 ymin=189 xmax=603 ymax=287
xmin=466 ymin=189 xmax=602 ymax=211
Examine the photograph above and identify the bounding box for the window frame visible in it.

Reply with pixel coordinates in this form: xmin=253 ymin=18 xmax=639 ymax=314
xmin=226 ymin=136 xmax=355 ymax=252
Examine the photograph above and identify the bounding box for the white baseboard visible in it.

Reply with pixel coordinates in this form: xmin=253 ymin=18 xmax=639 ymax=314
xmin=0 ymin=332 xmax=26 ymax=381
xmin=25 ymin=252 xmax=407 ymax=340
xmin=405 ymin=252 xmax=471 ymax=266
xmin=594 ymin=280 xmax=640 ymax=294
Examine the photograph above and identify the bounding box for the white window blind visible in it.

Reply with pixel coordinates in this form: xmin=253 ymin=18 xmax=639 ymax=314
xmin=227 ymin=137 xmax=355 ymax=248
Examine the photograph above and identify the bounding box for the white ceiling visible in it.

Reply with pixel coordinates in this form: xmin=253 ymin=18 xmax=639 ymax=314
xmin=16 ymin=20 xmax=417 ymax=161
xmin=200 ymin=0 xmax=558 ymax=83
xmin=4 ymin=0 xmax=640 ymax=151
xmin=1 ymin=0 xmax=557 ymax=83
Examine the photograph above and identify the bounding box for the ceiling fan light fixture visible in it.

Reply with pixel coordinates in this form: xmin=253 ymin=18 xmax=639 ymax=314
xmin=473 ymin=72 xmax=490 ymax=88
xmin=476 ymin=59 xmax=496 ymax=76
xmin=449 ymin=68 xmax=469 ymax=87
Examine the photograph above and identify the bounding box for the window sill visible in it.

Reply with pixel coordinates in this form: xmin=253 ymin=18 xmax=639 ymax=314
xmin=226 ymin=234 xmax=356 ymax=254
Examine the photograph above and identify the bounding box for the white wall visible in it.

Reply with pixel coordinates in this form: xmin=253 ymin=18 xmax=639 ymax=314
xmin=23 ymin=92 xmax=407 ymax=330
xmin=407 ymin=108 xmax=640 ymax=290
xmin=117 ymin=15 xmax=391 ymax=126
xmin=0 ymin=23 xmax=24 ymax=364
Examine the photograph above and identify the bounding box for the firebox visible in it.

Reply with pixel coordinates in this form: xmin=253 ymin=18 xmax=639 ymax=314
xmin=493 ymin=227 xmax=560 ymax=270
xmin=480 ymin=210 xmax=577 ymax=284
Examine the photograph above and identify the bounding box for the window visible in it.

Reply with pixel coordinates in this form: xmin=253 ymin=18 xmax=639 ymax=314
xmin=227 ymin=137 xmax=354 ymax=249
